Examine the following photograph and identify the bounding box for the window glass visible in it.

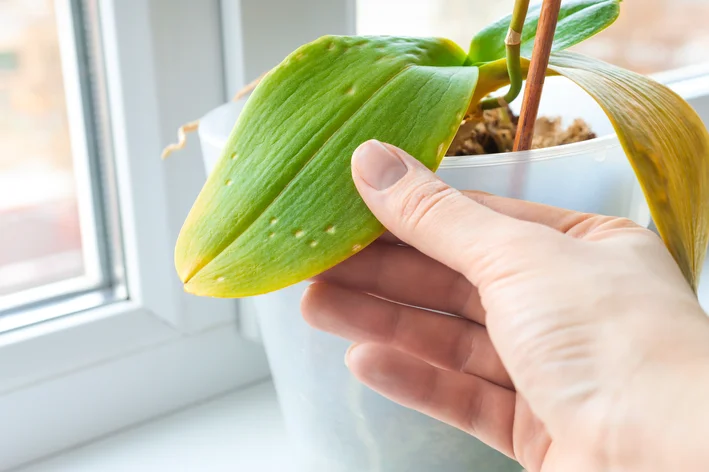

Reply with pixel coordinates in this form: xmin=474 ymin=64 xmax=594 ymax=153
xmin=0 ymin=0 xmax=116 ymax=315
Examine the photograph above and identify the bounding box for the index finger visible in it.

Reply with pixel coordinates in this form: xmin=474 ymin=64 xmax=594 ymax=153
xmin=352 ymin=141 xmax=567 ymax=283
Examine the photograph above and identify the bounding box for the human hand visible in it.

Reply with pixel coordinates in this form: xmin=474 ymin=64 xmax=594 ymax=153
xmin=300 ymin=140 xmax=709 ymax=471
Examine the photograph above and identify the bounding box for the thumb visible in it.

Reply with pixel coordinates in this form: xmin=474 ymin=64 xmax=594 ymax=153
xmin=351 ymin=140 xmax=551 ymax=282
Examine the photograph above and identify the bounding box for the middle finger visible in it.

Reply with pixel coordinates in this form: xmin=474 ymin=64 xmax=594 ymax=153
xmin=313 ymin=241 xmax=486 ymax=324
xmin=302 ymin=283 xmax=512 ymax=389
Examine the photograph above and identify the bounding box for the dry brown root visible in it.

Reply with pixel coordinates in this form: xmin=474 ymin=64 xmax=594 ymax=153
xmin=231 ymin=72 xmax=268 ymax=102
xmin=447 ymin=107 xmax=518 ymax=156
xmin=447 ymin=106 xmax=596 ymax=157
xmin=160 ymin=72 xmax=268 ymax=160
xmin=160 ymin=120 xmax=200 ymax=160
xmin=532 ymin=117 xmax=596 ymax=149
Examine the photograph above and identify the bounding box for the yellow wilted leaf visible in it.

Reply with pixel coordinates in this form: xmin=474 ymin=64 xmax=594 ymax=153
xmin=549 ymin=51 xmax=709 ymax=291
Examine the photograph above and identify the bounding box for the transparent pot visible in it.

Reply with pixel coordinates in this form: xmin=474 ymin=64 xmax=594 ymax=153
xmin=196 ymin=78 xmax=649 ymax=471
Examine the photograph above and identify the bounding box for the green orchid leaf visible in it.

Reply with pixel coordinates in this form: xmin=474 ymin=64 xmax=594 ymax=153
xmin=468 ymin=0 xmax=621 ymax=65
xmin=176 ymin=35 xmax=478 ymax=297
xmin=548 ymin=51 xmax=709 ymax=290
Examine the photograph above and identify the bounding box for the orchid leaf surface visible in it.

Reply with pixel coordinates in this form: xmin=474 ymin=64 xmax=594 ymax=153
xmin=176 ymin=36 xmax=479 ymax=297
xmin=548 ymin=51 xmax=709 ymax=290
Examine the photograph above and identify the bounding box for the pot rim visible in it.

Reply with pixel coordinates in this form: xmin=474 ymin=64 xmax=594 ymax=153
xmin=439 ymin=133 xmax=620 ymax=169
xmin=198 ymin=101 xmax=622 ymax=169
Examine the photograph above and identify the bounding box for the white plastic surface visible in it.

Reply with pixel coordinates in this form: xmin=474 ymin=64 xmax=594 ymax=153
xmin=196 ymin=78 xmax=649 ymax=471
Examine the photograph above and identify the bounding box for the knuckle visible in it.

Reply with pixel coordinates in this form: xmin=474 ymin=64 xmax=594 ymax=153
xmin=570 ymin=215 xmax=641 ymax=239
xmin=382 ymin=303 xmax=404 ymax=344
xmin=591 ymin=215 xmax=636 ymax=230
xmin=461 ymin=190 xmax=493 ymax=206
xmin=463 ymin=387 xmax=485 ymax=436
xmin=416 ymin=368 xmax=440 ymax=407
xmin=397 ymin=179 xmax=459 ymax=231
xmin=611 ymin=217 xmax=640 ymax=229
xmin=455 ymin=326 xmax=479 ymax=374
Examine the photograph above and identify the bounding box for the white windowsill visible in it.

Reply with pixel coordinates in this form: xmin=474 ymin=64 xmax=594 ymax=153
xmin=11 ymin=272 xmax=709 ymax=472
xmin=15 ymin=381 xmax=290 ymax=472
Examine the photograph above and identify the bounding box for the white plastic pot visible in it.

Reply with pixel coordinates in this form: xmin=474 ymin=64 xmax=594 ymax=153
xmin=196 ymin=77 xmax=649 ymax=472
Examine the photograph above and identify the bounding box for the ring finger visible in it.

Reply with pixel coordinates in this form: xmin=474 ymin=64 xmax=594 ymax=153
xmin=301 ymin=283 xmax=512 ymax=389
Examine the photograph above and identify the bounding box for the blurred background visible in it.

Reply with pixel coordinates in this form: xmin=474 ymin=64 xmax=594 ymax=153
xmin=357 ymin=0 xmax=709 ymax=74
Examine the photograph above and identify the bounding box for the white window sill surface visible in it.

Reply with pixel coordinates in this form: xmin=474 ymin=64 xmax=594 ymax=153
xmin=12 ymin=267 xmax=709 ymax=472
xmin=16 ymin=381 xmax=290 ymax=472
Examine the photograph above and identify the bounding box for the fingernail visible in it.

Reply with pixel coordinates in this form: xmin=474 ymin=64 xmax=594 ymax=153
xmin=344 ymin=343 xmax=359 ymax=368
xmin=352 ymin=140 xmax=408 ymax=190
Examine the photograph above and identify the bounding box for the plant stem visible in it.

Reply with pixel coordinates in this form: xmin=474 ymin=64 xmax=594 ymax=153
xmin=514 ymin=0 xmax=562 ymax=151
xmin=481 ymin=0 xmax=530 ymax=110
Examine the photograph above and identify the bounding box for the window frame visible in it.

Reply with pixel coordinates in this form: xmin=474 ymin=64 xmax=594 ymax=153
xmin=0 ymin=1 xmax=275 ymax=469
xmin=0 ymin=0 xmax=114 ymax=319
xmin=0 ymin=0 xmax=244 ymax=391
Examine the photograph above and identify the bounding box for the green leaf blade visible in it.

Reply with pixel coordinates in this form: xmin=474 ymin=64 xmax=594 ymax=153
xmin=176 ymin=36 xmax=478 ymax=297
xmin=548 ymin=51 xmax=709 ymax=290
xmin=468 ymin=0 xmax=621 ymax=64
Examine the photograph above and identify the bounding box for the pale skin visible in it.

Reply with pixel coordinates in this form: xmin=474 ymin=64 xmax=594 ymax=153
xmin=300 ymin=140 xmax=709 ymax=471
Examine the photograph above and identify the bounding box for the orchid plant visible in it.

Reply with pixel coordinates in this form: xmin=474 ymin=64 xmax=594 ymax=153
xmin=170 ymin=0 xmax=709 ymax=298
